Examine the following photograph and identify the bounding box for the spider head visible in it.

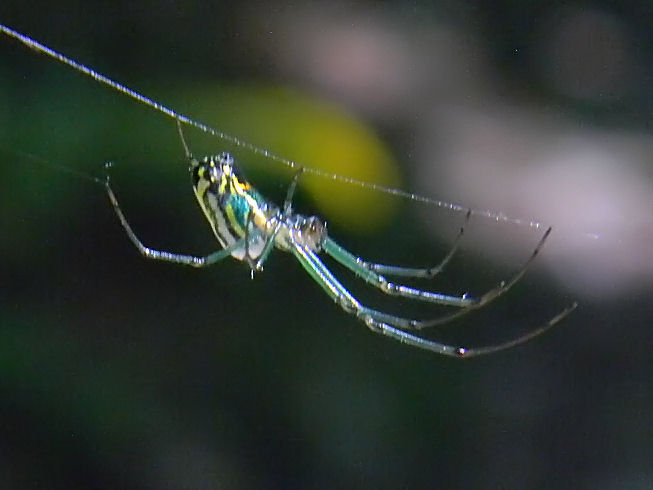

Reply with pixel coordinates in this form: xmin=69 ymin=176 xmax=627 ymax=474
xmin=296 ymin=215 xmax=327 ymax=252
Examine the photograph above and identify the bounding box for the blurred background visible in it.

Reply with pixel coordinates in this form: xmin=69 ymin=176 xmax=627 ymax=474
xmin=1 ymin=1 xmax=652 ymax=489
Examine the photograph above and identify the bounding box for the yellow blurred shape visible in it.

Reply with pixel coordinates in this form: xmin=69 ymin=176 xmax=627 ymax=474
xmin=186 ymin=84 xmax=402 ymax=233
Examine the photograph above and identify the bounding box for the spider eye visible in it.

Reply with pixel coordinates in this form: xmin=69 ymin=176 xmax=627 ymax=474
xmin=214 ymin=152 xmax=235 ymax=173
xmin=216 ymin=152 xmax=233 ymax=164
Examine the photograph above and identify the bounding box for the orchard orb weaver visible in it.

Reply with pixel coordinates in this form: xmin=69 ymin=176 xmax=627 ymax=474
xmin=1 ymin=22 xmax=576 ymax=357
xmin=103 ymin=122 xmax=576 ymax=357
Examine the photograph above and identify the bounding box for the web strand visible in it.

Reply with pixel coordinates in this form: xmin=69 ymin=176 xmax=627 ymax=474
xmin=0 ymin=22 xmax=547 ymax=230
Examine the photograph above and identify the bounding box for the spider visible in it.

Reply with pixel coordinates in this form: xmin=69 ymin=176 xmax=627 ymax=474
xmin=103 ymin=122 xmax=576 ymax=357
xmin=1 ymin=22 xmax=576 ymax=356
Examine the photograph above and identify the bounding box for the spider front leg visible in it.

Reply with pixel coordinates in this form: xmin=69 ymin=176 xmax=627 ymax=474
xmin=365 ymin=209 xmax=471 ymax=279
xmin=322 ymin=237 xmax=476 ymax=308
xmin=412 ymin=227 xmax=552 ymax=329
xmin=364 ymin=302 xmax=577 ymax=357
xmin=282 ymin=166 xmax=304 ymax=216
xmin=292 ymin=242 xmax=577 ymax=357
xmin=104 ymin=163 xmax=245 ymax=267
xmin=321 ymin=226 xmax=552 ymax=329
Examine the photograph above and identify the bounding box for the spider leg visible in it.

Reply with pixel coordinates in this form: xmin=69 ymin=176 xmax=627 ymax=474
xmin=105 ymin=164 xmax=245 ymax=267
xmin=322 ymin=237 xmax=476 ymax=308
xmin=248 ymin=167 xmax=305 ymax=271
xmin=365 ymin=209 xmax=471 ymax=279
xmin=322 ymin=237 xmax=475 ymax=307
xmin=323 ymin=227 xmax=552 ymax=329
xmin=282 ymin=166 xmax=304 ymax=215
xmin=292 ymin=241 xmax=577 ymax=357
xmin=176 ymin=119 xmax=193 ymax=160
xmin=244 ymin=208 xmax=265 ymax=271
xmin=366 ymin=302 xmax=577 ymax=357
xmin=413 ymin=227 xmax=551 ymax=329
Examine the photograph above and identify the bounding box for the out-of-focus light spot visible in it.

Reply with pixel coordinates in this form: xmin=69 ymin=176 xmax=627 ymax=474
xmin=181 ymin=84 xmax=400 ymax=233
xmin=255 ymin=6 xmax=487 ymax=121
xmin=418 ymin=104 xmax=653 ymax=298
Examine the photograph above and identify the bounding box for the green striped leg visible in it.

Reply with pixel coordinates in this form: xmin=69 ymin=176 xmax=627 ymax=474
xmin=321 ymin=227 xmax=552 ymax=329
xmin=292 ymin=242 xmax=577 ymax=357
xmin=365 ymin=302 xmax=578 ymax=357
xmin=105 ymin=170 xmax=247 ymax=267
xmin=366 ymin=209 xmax=471 ymax=279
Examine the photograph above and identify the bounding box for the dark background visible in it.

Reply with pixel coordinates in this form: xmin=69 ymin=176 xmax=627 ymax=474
xmin=1 ymin=2 xmax=651 ymax=489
